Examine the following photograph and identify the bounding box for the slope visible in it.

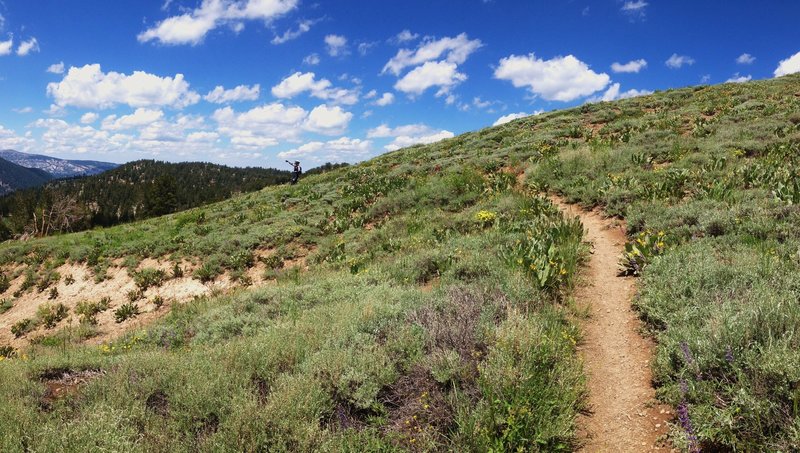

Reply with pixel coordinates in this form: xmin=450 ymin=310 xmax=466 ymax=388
xmin=0 ymin=159 xmax=292 ymax=237
xmin=0 ymin=149 xmax=118 ymax=178
xmin=0 ymin=73 xmax=798 ymax=451
xmin=0 ymin=156 xmax=53 ymax=195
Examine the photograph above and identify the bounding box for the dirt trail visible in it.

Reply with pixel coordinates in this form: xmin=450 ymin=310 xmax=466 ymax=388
xmin=552 ymin=197 xmax=673 ymax=452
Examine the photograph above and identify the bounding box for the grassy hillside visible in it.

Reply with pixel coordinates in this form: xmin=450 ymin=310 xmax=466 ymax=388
xmin=0 ymin=74 xmax=799 ymax=451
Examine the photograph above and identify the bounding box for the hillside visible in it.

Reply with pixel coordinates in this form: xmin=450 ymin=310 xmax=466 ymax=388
xmin=0 ymin=150 xmax=118 ymax=179
xmin=0 ymin=157 xmax=54 ymax=195
xmin=0 ymin=160 xmax=292 ymax=238
xmin=0 ymin=74 xmax=799 ymax=451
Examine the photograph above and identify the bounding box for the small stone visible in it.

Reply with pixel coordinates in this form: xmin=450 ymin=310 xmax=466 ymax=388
xmin=656 ymin=423 xmax=661 ymax=428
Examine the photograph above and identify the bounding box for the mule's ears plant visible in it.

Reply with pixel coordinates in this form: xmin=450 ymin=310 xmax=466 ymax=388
xmin=618 ymin=230 xmax=669 ymax=276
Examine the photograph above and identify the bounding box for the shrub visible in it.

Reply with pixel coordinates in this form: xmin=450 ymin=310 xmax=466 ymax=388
xmin=48 ymin=287 xmax=59 ymax=300
xmin=75 ymin=298 xmax=111 ymax=325
xmin=64 ymin=274 xmax=75 ymax=285
xmin=172 ymin=262 xmax=184 ymax=278
xmin=0 ymin=298 xmax=13 ymax=314
xmin=152 ymin=296 xmax=165 ymax=309
xmin=0 ymin=273 xmax=9 ymax=293
xmin=127 ymin=289 xmax=143 ymax=302
xmin=619 ymin=230 xmax=669 ymax=276
xmin=11 ymin=318 xmax=36 ymax=338
xmin=37 ymin=303 xmax=69 ymax=329
xmin=133 ymin=268 xmax=167 ymax=291
xmin=114 ymin=302 xmax=140 ymax=323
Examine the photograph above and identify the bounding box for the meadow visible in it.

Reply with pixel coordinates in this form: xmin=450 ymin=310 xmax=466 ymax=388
xmin=1 ymin=73 xmax=799 ymax=451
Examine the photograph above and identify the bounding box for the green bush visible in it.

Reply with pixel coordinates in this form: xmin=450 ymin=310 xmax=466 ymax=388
xmin=11 ymin=318 xmax=36 ymax=337
xmin=36 ymin=303 xmax=69 ymax=329
xmin=114 ymin=302 xmax=140 ymax=323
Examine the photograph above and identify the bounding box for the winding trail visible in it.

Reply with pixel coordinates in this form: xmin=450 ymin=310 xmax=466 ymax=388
xmin=552 ymin=197 xmax=673 ymax=452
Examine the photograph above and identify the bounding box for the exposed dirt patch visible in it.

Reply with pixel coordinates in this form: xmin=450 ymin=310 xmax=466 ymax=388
xmin=39 ymin=367 xmax=105 ymax=410
xmin=551 ymin=196 xmax=674 ymax=452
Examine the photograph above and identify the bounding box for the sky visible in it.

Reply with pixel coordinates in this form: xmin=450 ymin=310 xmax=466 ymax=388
xmin=0 ymin=0 xmax=799 ymax=170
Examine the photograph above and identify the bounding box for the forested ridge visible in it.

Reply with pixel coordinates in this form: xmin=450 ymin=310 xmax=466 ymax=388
xmin=0 ymin=160 xmax=292 ymax=238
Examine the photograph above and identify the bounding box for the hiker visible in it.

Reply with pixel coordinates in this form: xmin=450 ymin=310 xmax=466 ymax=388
xmin=286 ymin=160 xmax=302 ymax=185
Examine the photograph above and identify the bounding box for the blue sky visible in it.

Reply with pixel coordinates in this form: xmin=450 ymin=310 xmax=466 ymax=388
xmin=0 ymin=0 xmax=798 ymax=169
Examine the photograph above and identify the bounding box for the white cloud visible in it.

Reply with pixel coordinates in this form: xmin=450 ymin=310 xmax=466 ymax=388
xmin=271 ymin=19 xmax=314 ymax=44
xmin=303 ymin=104 xmax=352 ymax=135
xmin=12 ymin=107 xmax=33 ymax=114
xmin=272 ymin=71 xmax=331 ymax=98
xmin=364 ymin=89 xmax=377 ymax=99
xmin=665 ymin=53 xmax=695 ymax=69
xmin=775 ymin=51 xmax=800 ymax=77
xmin=138 ymin=0 xmax=298 ymax=46
xmin=621 ymin=1 xmax=648 ymax=12
xmin=271 ymin=72 xmax=358 ymax=105
xmin=303 ymin=53 xmax=320 ymax=65
xmin=392 ymin=29 xmax=419 ymax=44
xmin=204 ymin=84 xmax=260 ymax=103
xmin=46 ymin=61 xmax=65 ymax=74
xmin=0 ymin=37 xmax=12 ymax=56
xmin=373 ymin=92 xmax=395 ymax=106
xmin=494 ymin=53 xmax=610 ymax=101
xmin=394 ymin=61 xmax=466 ymax=96
xmin=611 ymin=59 xmax=647 ymax=73
xmin=367 ymin=123 xmax=454 ymax=151
xmin=46 ymin=64 xmax=200 ymax=110
xmin=726 ymin=73 xmax=752 ymax=83
xmin=213 ymin=102 xmax=307 ymax=148
xmin=736 ymin=53 xmax=755 ymax=65
xmin=278 ymin=136 xmax=371 ymax=162
xmin=472 ymin=97 xmax=491 ymax=109
xmin=187 ymin=131 xmax=220 ymax=142
xmin=324 ymin=34 xmax=348 ymax=56
xmin=382 ymin=33 xmax=482 ymax=76
xmin=80 ymin=112 xmax=99 ymax=124
xmin=493 ymin=111 xmax=542 ymax=126
xmin=357 ymin=41 xmax=377 ymax=56
xmin=590 ymin=83 xmax=652 ymax=102
xmin=16 ymin=37 xmax=39 ymax=56
xmin=0 ymin=125 xmax=36 ymax=151
xmin=101 ymin=108 xmax=165 ymax=130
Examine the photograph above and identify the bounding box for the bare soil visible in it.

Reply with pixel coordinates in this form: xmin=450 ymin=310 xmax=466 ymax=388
xmin=552 ymin=197 xmax=674 ymax=452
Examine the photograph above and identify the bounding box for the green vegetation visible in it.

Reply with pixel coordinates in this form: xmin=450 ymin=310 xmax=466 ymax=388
xmin=527 ymin=75 xmax=800 ymax=450
xmin=0 ymin=74 xmax=798 ymax=451
xmin=0 ymin=159 xmax=293 ymax=239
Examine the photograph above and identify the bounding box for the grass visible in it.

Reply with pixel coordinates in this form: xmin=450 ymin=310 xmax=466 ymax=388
xmin=0 ymin=73 xmax=798 ymax=451
xmin=526 ymin=74 xmax=800 ymax=450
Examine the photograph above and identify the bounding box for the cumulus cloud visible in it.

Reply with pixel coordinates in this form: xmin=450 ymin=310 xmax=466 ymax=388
xmin=494 ymin=53 xmax=610 ymax=101
xmin=16 ymin=37 xmax=39 ymax=56
xmin=303 ymin=53 xmax=320 ymax=65
xmin=0 ymin=125 xmax=35 ymax=151
xmin=394 ymin=61 xmax=466 ymax=96
xmin=373 ymin=92 xmax=395 ymax=106
xmin=271 ymin=19 xmax=314 ymax=44
xmin=46 ymin=64 xmax=200 ymax=110
xmin=590 ymin=83 xmax=652 ymax=102
xmin=80 ymin=112 xmax=99 ymax=124
xmin=493 ymin=111 xmax=543 ymax=126
xmin=101 ymin=108 xmax=165 ymax=131
xmin=204 ymin=84 xmax=260 ymax=103
xmin=726 ymin=73 xmax=752 ymax=83
xmin=303 ymin=104 xmax=352 ymax=135
xmin=138 ymin=0 xmax=298 ymax=46
xmin=736 ymin=53 xmax=755 ymax=65
xmin=47 ymin=62 xmax=65 ymax=74
xmin=775 ymin=51 xmax=800 ymax=77
xmin=0 ymin=37 xmax=12 ymax=56
xmin=278 ymin=136 xmax=371 ymax=162
xmin=213 ymin=102 xmax=307 ymax=148
xmin=382 ymin=33 xmax=482 ymax=76
xmin=271 ymin=72 xmax=358 ymax=105
xmin=324 ymin=34 xmax=348 ymax=56
xmin=611 ymin=59 xmax=647 ymax=73
xmin=665 ymin=54 xmax=695 ymax=69
xmin=367 ymin=123 xmax=454 ymax=151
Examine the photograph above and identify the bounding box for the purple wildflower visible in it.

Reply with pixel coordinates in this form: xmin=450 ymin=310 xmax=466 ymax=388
xmin=725 ymin=345 xmax=734 ymax=363
xmin=677 ymin=402 xmax=701 ymax=453
xmin=680 ymin=378 xmax=689 ymax=396
xmin=680 ymin=341 xmax=694 ymax=365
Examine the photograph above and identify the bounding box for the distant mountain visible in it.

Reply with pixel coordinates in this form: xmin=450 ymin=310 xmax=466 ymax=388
xmin=0 ymin=157 xmax=54 ymax=195
xmin=0 ymin=159 xmax=291 ymax=237
xmin=0 ymin=149 xmax=118 ymax=178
